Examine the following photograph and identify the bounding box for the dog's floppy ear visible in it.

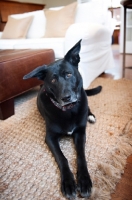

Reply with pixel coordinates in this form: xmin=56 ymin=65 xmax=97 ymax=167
xmin=64 ymin=39 xmax=82 ymax=66
xmin=23 ymin=65 xmax=48 ymax=80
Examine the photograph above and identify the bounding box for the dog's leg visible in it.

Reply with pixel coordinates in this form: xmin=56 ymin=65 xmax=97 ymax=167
xmin=73 ymin=128 xmax=92 ymax=198
xmin=88 ymin=106 xmax=96 ymax=123
xmin=45 ymin=134 xmax=76 ymax=199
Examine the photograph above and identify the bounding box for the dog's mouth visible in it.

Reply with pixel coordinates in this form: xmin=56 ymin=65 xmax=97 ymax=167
xmin=48 ymin=87 xmax=79 ymax=111
xmin=50 ymin=98 xmax=77 ymax=111
xmin=61 ymin=99 xmax=77 ymax=106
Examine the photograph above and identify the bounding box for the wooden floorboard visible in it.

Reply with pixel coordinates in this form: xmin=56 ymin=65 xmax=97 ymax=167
xmin=111 ymin=156 xmax=132 ymax=200
xmin=102 ymin=45 xmax=132 ymax=200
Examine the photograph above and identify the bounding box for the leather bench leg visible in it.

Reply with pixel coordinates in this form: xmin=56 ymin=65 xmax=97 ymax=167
xmin=0 ymin=99 xmax=14 ymax=120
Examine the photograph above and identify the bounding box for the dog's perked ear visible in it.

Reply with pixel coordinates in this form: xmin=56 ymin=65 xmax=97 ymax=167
xmin=23 ymin=65 xmax=48 ymax=80
xmin=64 ymin=39 xmax=82 ymax=67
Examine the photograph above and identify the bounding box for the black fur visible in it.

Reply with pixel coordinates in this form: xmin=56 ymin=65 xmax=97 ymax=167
xmin=85 ymin=86 xmax=102 ymax=96
xmin=23 ymin=40 xmax=102 ymax=199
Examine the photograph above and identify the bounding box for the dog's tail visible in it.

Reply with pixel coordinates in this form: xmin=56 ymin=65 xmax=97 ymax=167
xmin=85 ymin=86 xmax=102 ymax=96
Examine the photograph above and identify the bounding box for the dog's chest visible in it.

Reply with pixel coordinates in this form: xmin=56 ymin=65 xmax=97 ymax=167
xmin=66 ymin=123 xmax=76 ymax=135
xmin=67 ymin=129 xmax=74 ymax=135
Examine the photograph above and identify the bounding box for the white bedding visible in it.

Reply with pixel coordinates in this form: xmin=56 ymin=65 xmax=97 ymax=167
xmin=0 ymin=37 xmax=65 ymax=59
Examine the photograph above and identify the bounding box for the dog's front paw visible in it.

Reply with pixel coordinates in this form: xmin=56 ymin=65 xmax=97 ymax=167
xmin=77 ymin=172 xmax=92 ymax=198
xmin=88 ymin=114 xmax=96 ymax=124
xmin=61 ymin=174 xmax=77 ymax=199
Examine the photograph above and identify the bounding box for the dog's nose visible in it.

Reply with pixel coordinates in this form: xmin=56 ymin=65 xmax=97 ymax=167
xmin=61 ymin=95 xmax=71 ymax=102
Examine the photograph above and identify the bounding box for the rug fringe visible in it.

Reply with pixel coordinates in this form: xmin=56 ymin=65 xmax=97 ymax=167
xmin=90 ymin=186 xmax=111 ymax=200
xmin=122 ymin=119 xmax=132 ymax=136
xmin=97 ymin=163 xmax=121 ymax=179
xmin=90 ymin=119 xmax=132 ymax=200
xmin=111 ymin=154 xmax=126 ymax=171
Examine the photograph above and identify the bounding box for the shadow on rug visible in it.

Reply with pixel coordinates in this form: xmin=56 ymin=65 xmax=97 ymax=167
xmin=0 ymin=78 xmax=132 ymax=200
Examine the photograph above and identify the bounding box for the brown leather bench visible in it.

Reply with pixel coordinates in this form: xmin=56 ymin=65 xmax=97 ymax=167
xmin=0 ymin=49 xmax=55 ymax=120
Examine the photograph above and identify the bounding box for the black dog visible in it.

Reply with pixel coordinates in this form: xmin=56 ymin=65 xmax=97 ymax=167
xmin=23 ymin=40 xmax=102 ymax=199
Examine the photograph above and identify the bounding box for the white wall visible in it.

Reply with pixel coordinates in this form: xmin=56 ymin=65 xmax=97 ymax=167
xmin=8 ymin=0 xmax=76 ymax=7
xmin=8 ymin=0 xmax=45 ymax=5
xmin=43 ymin=0 xmax=75 ymax=8
xmin=8 ymin=0 xmax=121 ymax=8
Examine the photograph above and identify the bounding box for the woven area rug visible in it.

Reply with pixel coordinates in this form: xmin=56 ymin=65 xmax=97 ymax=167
xmin=0 ymin=78 xmax=132 ymax=200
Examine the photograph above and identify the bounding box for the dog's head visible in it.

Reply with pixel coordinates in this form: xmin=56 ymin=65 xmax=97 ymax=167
xmin=23 ymin=40 xmax=83 ymax=107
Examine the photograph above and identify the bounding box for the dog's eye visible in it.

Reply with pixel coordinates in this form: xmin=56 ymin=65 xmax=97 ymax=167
xmin=51 ymin=78 xmax=56 ymax=83
xmin=66 ymin=73 xmax=72 ymax=78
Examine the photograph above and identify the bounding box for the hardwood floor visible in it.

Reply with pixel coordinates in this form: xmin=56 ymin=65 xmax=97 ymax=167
xmin=101 ymin=45 xmax=132 ymax=200
xmin=101 ymin=44 xmax=132 ymax=80
xmin=111 ymin=155 xmax=132 ymax=200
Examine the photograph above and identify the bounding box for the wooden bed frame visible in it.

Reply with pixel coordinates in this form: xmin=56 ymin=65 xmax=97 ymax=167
xmin=0 ymin=0 xmax=45 ymax=31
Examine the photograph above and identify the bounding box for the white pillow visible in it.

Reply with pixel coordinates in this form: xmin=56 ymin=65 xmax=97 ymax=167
xmin=49 ymin=6 xmax=64 ymax=10
xmin=1 ymin=16 xmax=33 ymax=39
xmin=44 ymin=2 xmax=77 ymax=38
xmin=11 ymin=10 xmax=46 ymax=38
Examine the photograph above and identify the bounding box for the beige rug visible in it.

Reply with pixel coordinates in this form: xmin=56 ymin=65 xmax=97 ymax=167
xmin=0 ymin=78 xmax=132 ymax=200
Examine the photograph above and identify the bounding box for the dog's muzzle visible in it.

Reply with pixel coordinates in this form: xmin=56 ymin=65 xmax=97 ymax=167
xmin=43 ymin=88 xmax=78 ymax=111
